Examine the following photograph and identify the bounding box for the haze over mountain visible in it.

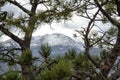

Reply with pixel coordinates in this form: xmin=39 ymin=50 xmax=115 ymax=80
xmin=2 ymin=33 xmax=100 ymax=56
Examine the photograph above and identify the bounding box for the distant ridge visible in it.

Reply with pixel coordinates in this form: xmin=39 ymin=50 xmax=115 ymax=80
xmin=2 ymin=33 xmax=100 ymax=56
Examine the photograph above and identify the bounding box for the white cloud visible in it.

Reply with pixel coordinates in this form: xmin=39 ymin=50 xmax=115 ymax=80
xmin=32 ymin=22 xmax=75 ymax=37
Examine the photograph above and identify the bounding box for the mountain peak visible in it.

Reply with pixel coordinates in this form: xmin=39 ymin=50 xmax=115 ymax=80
xmin=31 ymin=33 xmax=82 ymax=56
xmin=39 ymin=33 xmax=79 ymax=47
xmin=3 ymin=33 xmax=82 ymax=56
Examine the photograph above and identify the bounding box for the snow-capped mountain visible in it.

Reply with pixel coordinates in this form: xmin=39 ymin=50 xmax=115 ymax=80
xmin=2 ymin=33 xmax=82 ymax=56
xmin=2 ymin=33 xmax=101 ymax=56
xmin=31 ymin=33 xmax=82 ymax=56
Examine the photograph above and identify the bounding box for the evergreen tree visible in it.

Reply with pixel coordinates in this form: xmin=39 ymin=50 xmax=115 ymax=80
xmin=0 ymin=0 xmax=77 ymax=80
xmin=0 ymin=0 xmax=120 ymax=80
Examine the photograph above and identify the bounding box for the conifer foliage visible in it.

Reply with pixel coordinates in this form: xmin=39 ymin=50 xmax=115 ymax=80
xmin=0 ymin=0 xmax=120 ymax=80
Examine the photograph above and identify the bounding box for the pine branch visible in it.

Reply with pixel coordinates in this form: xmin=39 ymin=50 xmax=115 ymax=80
xmin=83 ymin=9 xmax=100 ymax=68
xmin=31 ymin=0 xmax=39 ymax=15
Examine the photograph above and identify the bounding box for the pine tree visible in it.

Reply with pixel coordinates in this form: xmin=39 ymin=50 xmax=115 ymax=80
xmin=0 ymin=0 xmax=76 ymax=80
xmin=1 ymin=0 xmax=120 ymax=80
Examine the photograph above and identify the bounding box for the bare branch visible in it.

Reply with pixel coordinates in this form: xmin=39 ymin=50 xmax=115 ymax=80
xmin=31 ymin=0 xmax=39 ymax=14
xmin=7 ymin=0 xmax=30 ymax=15
xmin=38 ymin=0 xmax=49 ymax=4
xmin=94 ymin=0 xmax=120 ymax=27
xmin=72 ymin=70 xmax=96 ymax=79
xmin=91 ymin=32 xmax=106 ymax=46
xmin=83 ymin=10 xmax=100 ymax=68
xmin=1 ymin=48 xmax=21 ymax=58
xmin=0 ymin=24 xmax=24 ymax=47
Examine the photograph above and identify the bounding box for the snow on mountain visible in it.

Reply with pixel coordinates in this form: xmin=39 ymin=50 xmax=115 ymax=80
xmin=2 ymin=33 xmax=101 ymax=56
xmin=33 ymin=33 xmax=80 ymax=47
xmin=31 ymin=33 xmax=82 ymax=56
xmin=40 ymin=33 xmax=77 ymax=46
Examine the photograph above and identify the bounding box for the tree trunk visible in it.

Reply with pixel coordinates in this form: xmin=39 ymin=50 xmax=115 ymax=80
xmin=21 ymin=47 xmax=34 ymax=80
xmin=22 ymin=64 xmax=33 ymax=80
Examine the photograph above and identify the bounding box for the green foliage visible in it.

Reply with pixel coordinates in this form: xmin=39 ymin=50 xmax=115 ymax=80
xmin=0 ymin=75 xmax=5 ymax=80
xmin=1 ymin=0 xmax=118 ymax=79
xmin=39 ymin=43 xmax=52 ymax=59
xmin=3 ymin=71 xmax=21 ymax=80
xmin=39 ymin=59 xmax=72 ymax=80
xmin=100 ymin=49 xmax=109 ymax=60
xmin=92 ymin=55 xmax=100 ymax=63
xmin=4 ymin=16 xmax=27 ymax=32
xmin=107 ymin=27 xmax=117 ymax=36
xmin=64 ymin=49 xmax=77 ymax=60
xmin=36 ymin=0 xmax=80 ymax=23
xmin=19 ymin=48 xmax=32 ymax=65
xmin=73 ymin=54 xmax=93 ymax=70
xmin=0 ymin=46 xmax=101 ymax=80
xmin=104 ymin=2 xmax=115 ymax=15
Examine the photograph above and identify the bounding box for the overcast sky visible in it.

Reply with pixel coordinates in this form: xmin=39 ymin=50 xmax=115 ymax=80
xmin=1 ymin=0 xmax=111 ymax=41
